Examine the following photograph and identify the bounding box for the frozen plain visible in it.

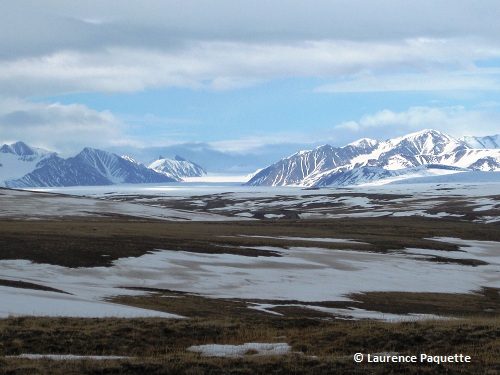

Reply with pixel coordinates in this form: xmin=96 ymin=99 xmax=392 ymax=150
xmin=1 ymin=180 xmax=499 ymax=320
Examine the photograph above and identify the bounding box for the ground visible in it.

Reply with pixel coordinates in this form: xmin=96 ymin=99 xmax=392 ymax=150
xmin=0 ymin=183 xmax=499 ymax=374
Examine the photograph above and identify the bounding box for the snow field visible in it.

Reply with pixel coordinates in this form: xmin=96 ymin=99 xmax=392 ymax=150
xmin=1 ymin=182 xmax=498 ymax=319
xmin=0 ymin=237 xmax=497 ymax=319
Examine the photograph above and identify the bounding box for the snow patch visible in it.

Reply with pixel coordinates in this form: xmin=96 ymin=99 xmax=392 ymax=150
xmin=188 ymin=343 xmax=292 ymax=357
xmin=0 ymin=285 xmax=183 ymax=318
xmin=7 ymin=354 xmax=131 ymax=360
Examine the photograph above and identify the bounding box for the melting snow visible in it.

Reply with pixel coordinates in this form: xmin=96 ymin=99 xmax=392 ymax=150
xmin=1 ymin=183 xmax=499 ymax=318
xmin=0 ymin=285 xmax=182 ymax=319
xmin=188 ymin=343 xmax=291 ymax=357
xmin=7 ymin=354 xmax=131 ymax=360
xmin=233 ymin=235 xmax=367 ymax=245
xmin=0 ymin=238 xmax=497 ymax=318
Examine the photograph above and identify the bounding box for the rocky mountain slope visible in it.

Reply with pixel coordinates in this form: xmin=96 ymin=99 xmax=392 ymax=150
xmin=5 ymin=147 xmax=177 ymax=188
xmin=0 ymin=141 xmax=56 ymax=183
xmin=0 ymin=142 xmax=207 ymax=188
xmin=245 ymin=129 xmax=500 ymax=187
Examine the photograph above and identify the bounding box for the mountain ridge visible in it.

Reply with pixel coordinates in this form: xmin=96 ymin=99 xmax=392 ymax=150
xmin=0 ymin=141 xmax=57 ymax=183
xmin=5 ymin=148 xmax=177 ymax=188
xmin=2 ymin=131 xmax=499 ymax=188
xmin=0 ymin=143 xmax=207 ymax=188
xmin=245 ymin=129 xmax=500 ymax=187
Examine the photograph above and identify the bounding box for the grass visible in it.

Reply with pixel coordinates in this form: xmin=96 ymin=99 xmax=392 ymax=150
xmin=347 ymin=288 xmax=500 ymax=317
xmin=1 ymin=208 xmax=499 ymax=373
xmin=1 ymin=216 xmax=499 ymax=268
xmin=0 ymin=314 xmax=498 ymax=374
xmin=2 ymin=286 xmax=499 ymax=373
xmin=108 ymin=286 xmax=499 ymax=319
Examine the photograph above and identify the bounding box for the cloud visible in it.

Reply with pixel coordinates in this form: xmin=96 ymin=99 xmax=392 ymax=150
xmin=2 ymin=38 xmax=499 ymax=97
xmin=208 ymin=132 xmax=314 ymax=154
xmin=200 ymin=105 xmax=500 ymax=164
xmin=0 ymin=2 xmax=499 ymax=98
xmin=0 ymin=99 xmax=128 ymax=155
xmin=334 ymin=106 xmax=500 ymax=140
xmin=316 ymin=68 xmax=500 ymax=93
xmin=3 ymin=1 xmax=500 ymax=57
xmin=1 ymin=1 xmax=500 ymax=161
xmin=0 ymin=1 xmax=498 ymax=98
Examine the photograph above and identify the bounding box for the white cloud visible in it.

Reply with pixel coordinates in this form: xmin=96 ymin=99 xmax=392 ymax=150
xmin=1 ymin=1 xmax=499 ymax=160
xmin=0 ymin=99 xmax=128 ymax=155
xmin=1 ymin=37 xmax=499 ymax=97
xmin=208 ymin=132 xmax=313 ymax=154
xmin=3 ymin=1 xmax=500 ymax=58
xmin=197 ymin=105 xmax=500 ymax=154
xmin=316 ymin=68 xmax=500 ymax=93
xmin=209 ymin=103 xmax=500 ymax=151
xmin=334 ymin=106 xmax=500 ymax=139
xmin=0 ymin=1 xmax=498 ymax=100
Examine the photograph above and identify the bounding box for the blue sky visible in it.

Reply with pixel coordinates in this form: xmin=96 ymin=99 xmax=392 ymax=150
xmin=1 ymin=1 xmax=500 ymax=171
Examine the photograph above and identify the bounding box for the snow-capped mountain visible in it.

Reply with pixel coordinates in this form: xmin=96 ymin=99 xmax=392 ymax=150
xmin=149 ymin=155 xmax=207 ymax=180
xmin=460 ymin=134 xmax=500 ymax=149
xmin=5 ymin=147 xmax=177 ymax=188
xmin=245 ymin=129 xmax=500 ymax=187
xmin=0 ymin=141 xmax=57 ymax=184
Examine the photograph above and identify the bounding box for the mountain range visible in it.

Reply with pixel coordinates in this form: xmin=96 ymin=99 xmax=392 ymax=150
xmin=2 ymin=130 xmax=500 ymax=188
xmin=245 ymin=129 xmax=500 ymax=187
xmin=0 ymin=142 xmax=205 ymax=188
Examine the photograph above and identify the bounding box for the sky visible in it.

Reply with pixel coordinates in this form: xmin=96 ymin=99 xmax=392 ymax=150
xmin=1 ymin=0 xmax=500 ymax=172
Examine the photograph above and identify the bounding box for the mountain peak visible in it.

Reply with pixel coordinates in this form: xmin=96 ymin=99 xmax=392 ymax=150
xmin=81 ymin=147 xmax=102 ymax=154
xmin=347 ymin=138 xmax=378 ymax=148
xmin=316 ymin=144 xmax=333 ymax=150
xmin=387 ymin=129 xmax=463 ymax=156
xmin=149 ymin=155 xmax=206 ymax=179
xmin=1 ymin=141 xmax=37 ymax=156
xmin=245 ymin=129 xmax=500 ymax=187
xmin=393 ymin=129 xmax=451 ymax=142
xmin=6 ymin=146 xmax=176 ymax=188
xmin=0 ymin=141 xmax=57 ymax=184
xmin=0 ymin=144 xmax=14 ymax=154
xmin=409 ymin=128 xmax=444 ymax=136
